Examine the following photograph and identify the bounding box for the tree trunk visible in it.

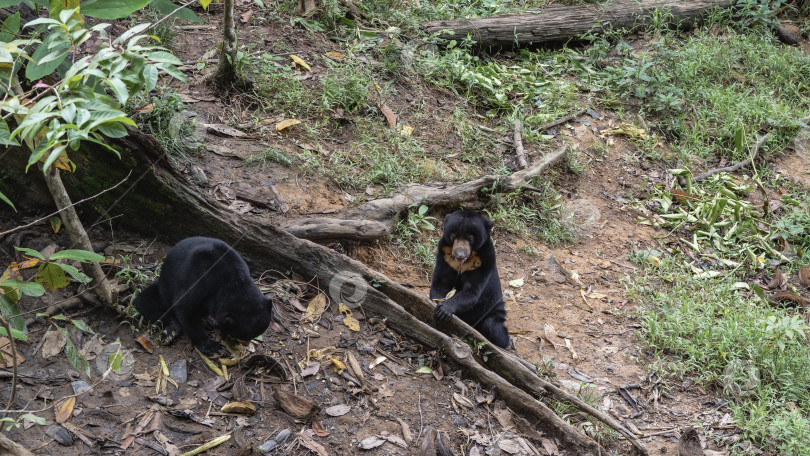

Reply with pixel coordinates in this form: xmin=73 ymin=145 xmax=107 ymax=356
xmin=41 ymin=166 xmax=115 ymax=307
xmin=422 ymin=0 xmax=734 ymax=47
xmin=0 ymin=432 xmax=35 ymax=456
xmin=214 ymin=0 xmax=238 ymax=82
xmin=0 ymin=130 xmax=649 ymax=455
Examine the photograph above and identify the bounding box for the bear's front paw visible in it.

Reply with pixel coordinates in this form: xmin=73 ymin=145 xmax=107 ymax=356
xmin=195 ymin=339 xmax=229 ymax=358
xmin=434 ymin=304 xmax=455 ymax=322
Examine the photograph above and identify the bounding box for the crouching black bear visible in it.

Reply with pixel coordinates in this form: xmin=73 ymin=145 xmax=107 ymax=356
xmin=134 ymin=237 xmax=272 ymax=357
xmin=430 ymin=210 xmax=510 ymax=349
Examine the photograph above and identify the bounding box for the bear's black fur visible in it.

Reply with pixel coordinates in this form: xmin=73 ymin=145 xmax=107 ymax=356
xmin=430 ymin=210 xmax=510 ymax=349
xmin=134 ymin=237 xmax=272 ymax=356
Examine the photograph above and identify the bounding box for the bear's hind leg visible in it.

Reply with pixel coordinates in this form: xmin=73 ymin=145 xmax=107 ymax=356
xmin=478 ymin=315 xmax=510 ymax=349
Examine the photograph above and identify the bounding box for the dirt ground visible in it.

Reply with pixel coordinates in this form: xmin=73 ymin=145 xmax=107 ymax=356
xmin=4 ymin=3 xmax=807 ymax=456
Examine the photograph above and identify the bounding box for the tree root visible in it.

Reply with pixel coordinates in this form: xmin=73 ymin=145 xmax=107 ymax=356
xmin=283 ymin=146 xmax=567 ymax=241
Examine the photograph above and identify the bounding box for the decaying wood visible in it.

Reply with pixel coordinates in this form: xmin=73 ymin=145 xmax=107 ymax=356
xmin=283 ymin=146 xmax=567 ymax=241
xmin=513 ymin=119 xmax=528 ymax=169
xmin=0 ymin=432 xmax=35 ymax=456
xmin=1 ymin=130 xmax=647 ymax=455
xmin=539 ymin=109 xmax=587 ymax=133
xmin=423 ymin=0 xmax=733 ymax=47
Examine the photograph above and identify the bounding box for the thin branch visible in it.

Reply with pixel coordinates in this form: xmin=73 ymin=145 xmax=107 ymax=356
xmin=513 ymin=119 xmax=528 ymax=169
xmin=693 ymin=132 xmax=771 ymax=182
xmin=0 ymin=316 xmax=18 ymax=419
xmin=149 ymin=0 xmax=198 ymax=30
xmin=0 ymin=171 xmax=131 ymax=238
xmin=539 ymin=108 xmax=586 ymax=132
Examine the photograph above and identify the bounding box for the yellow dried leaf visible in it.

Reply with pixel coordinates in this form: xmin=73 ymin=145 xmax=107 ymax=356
xmin=302 ymin=293 xmax=328 ymax=323
xmin=275 ymin=119 xmax=302 ymax=132
xmin=399 ymin=125 xmax=414 ymax=137
xmin=159 ymin=355 xmax=169 ymax=376
xmin=55 ymin=397 xmax=76 ymax=424
xmin=339 ymin=304 xmax=360 ymax=332
xmin=329 ymin=356 xmax=345 ymax=373
xmin=220 ymin=401 xmax=256 ymax=415
xmin=603 ymin=124 xmax=648 ymax=140
xmin=326 ymin=51 xmax=344 ymax=59
xmin=197 ymin=350 xmax=224 ymax=377
xmin=290 ymin=54 xmax=311 ymax=72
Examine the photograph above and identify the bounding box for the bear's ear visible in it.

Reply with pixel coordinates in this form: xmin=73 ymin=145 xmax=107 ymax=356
xmin=484 ymin=218 xmax=494 ymax=232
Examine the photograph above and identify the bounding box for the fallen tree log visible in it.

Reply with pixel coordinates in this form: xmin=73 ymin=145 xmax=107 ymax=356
xmin=423 ymin=0 xmax=733 ymax=48
xmin=1 ymin=129 xmax=648 ymax=455
xmin=283 ymin=146 xmax=567 ymax=241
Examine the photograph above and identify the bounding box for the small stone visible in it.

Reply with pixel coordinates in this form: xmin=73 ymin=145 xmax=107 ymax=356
xmin=169 ymin=359 xmax=187 ymax=383
xmin=259 ymin=439 xmax=278 ymax=453
xmin=46 ymin=425 xmax=73 ymax=446
xmin=71 ymin=380 xmax=92 ymax=395
xmin=274 ymin=429 xmax=292 ymax=444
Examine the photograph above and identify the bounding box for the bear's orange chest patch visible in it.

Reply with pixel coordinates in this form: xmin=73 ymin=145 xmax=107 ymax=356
xmin=442 ymin=246 xmax=482 ymax=273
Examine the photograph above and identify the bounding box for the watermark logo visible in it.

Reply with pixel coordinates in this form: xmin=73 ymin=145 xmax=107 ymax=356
xmin=328 ymin=272 xmax=367 ymax=309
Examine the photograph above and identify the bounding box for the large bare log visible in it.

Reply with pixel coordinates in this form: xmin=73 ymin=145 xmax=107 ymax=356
xmin=283 ymin=146 xmax=567 ymax=241
xmin=0 ymin=131 xmax=647 ymax=454
xmin=423 ymin=0 xmax=733 ymax=47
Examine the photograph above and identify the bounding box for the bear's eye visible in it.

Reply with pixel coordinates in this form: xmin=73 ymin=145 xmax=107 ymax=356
xmin=469 ymin=235 xmax=475 ymax=244
xmin=449 ymin=233 xmax=456 ymax=241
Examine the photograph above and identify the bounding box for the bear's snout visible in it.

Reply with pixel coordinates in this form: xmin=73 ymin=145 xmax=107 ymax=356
xmin=452 ymin=238 xmax=471 ymax=263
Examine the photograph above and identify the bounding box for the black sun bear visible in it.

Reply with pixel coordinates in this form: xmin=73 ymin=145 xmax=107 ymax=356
xmin=430 ymin=210 xmax=510 ymax=349
xmin=134 ymin=237 xmax=272 ymax=357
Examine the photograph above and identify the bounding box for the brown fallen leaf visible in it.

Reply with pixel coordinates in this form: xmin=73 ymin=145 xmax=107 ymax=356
xmin=134 ymin=336 xmax=153 ymax=354
xmin=240 ymin=9 xmax=253 ymax=23
xmin=299 ymin=431 xmax=327 ymax=456
xmin=0 ymin=337 xmax=24 ymax=368
xmin=54 ymin=397 xmax=76 ymax=424
xmin=274 ymin=390 xmax=319 ymax=420
xmin=767 ymin=269 xmax=787 ymax=290
xmin=302 ymin=293 xmax=327 ymax=323
xmin=676 ymin=426 xmax=704 ymax=456
xmin=312 ymin=420 xmax=330 ymax=437
xmin=204 ymin=123 xmax=247 ymax=137
xmin=396 ymin=417 xmax=413 ymax=444
xmin=542 ymin=323 xmax=558 ymax=350
xmin=452 ymin=393 xmax=474 ymax=409
xmin=378 ymin=103 xmax=397 ymax=128
xmin=799 ymin=265 xmax=810 ymax=288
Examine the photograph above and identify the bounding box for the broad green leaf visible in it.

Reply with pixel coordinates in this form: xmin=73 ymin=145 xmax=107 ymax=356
xmin=146 ymin=51 xmax=182 ymax=65
xmin=150 ymin=0 xmax=203 ymax=23
xmin=0 ymin=279 xmax=45 ymax=297
xmin=143 ymin=64 xmax=158 ymax=92
xmin=49 ymin=1 xmax=81 ymax=22
xmin=0 ymin=325 xmax=28 ymax=341
xmin=108 ymin=351 xmax=122 ymax=372
xmin=155 ymin=62 xmax=186 ymax=82
xmin=0 ymin=12 xmax=20 ymax=42
xmin=57 ymin=325 xmax=90 ymax=377
xmin=50 ymin=249 xmax=104 ymax=262
xmin=0 ymin=294 xmax=27 ymax=341
xmin=13 ymin=246 xmax=46 ymax=261
xmin=0 ymin=119 xmax=19 ymax=147
xmin=25 ymin=32 xmax=70 ymax=80
xmin=19 ymin=414 xmax=45 ymax=426
xmin=70 ymin=319 xmax=95 ymax=334
xmin=34 ymin=263 xmax=70 ymax=290
xmin=0 ymin=191 xmax=15 ymax=211
xmin=80 ymin=0 xmax=153 ymax=19
xmin=55 ymin=263 xmax=91 ymax=284
xmin=50 ymin=216 xmax=62 ymax=233
xmin=104 ymin=77 xmax=129 ymax=105
xmin=96 ymin=121 xmax=128 ymax=138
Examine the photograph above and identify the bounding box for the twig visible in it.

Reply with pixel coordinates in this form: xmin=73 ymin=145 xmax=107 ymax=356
xmin=150 ymin=0 xmax=197 ymax=30
xmin=538 ymin=108 xmax=586 ymax=132
xmin=693 ymin=132 xmax=771 ymax=182
xmin=0 ymin=316 xmax=18 ymax=419
xmin=416 ymin=392 xmax=424 ymax=445
xmin=0 ymin=171 xmax=132 ymax=237
xmin=513 ymin=119 xmax=528 ymax=169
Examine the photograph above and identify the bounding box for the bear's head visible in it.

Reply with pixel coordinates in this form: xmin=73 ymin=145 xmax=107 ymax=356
xmin=219 ymin=290 xmax=273 ymax=343
xmin=442 ymin=210 xmax=494 ymax=264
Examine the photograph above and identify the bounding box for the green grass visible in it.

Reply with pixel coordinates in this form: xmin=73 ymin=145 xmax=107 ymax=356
xmin=485 ymin=183 xmax=574 ymax=247
xmin=627 ymin=254 xmax=810 ymax=455
xmin=576 ymin=26 xmax=810 ymax=161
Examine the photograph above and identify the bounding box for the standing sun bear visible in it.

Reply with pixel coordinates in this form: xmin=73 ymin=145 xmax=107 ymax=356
xmin=430 ymin=210 xmax=510 ymax=349
xmin=134 ymin=237 xmax=272 ymax=357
